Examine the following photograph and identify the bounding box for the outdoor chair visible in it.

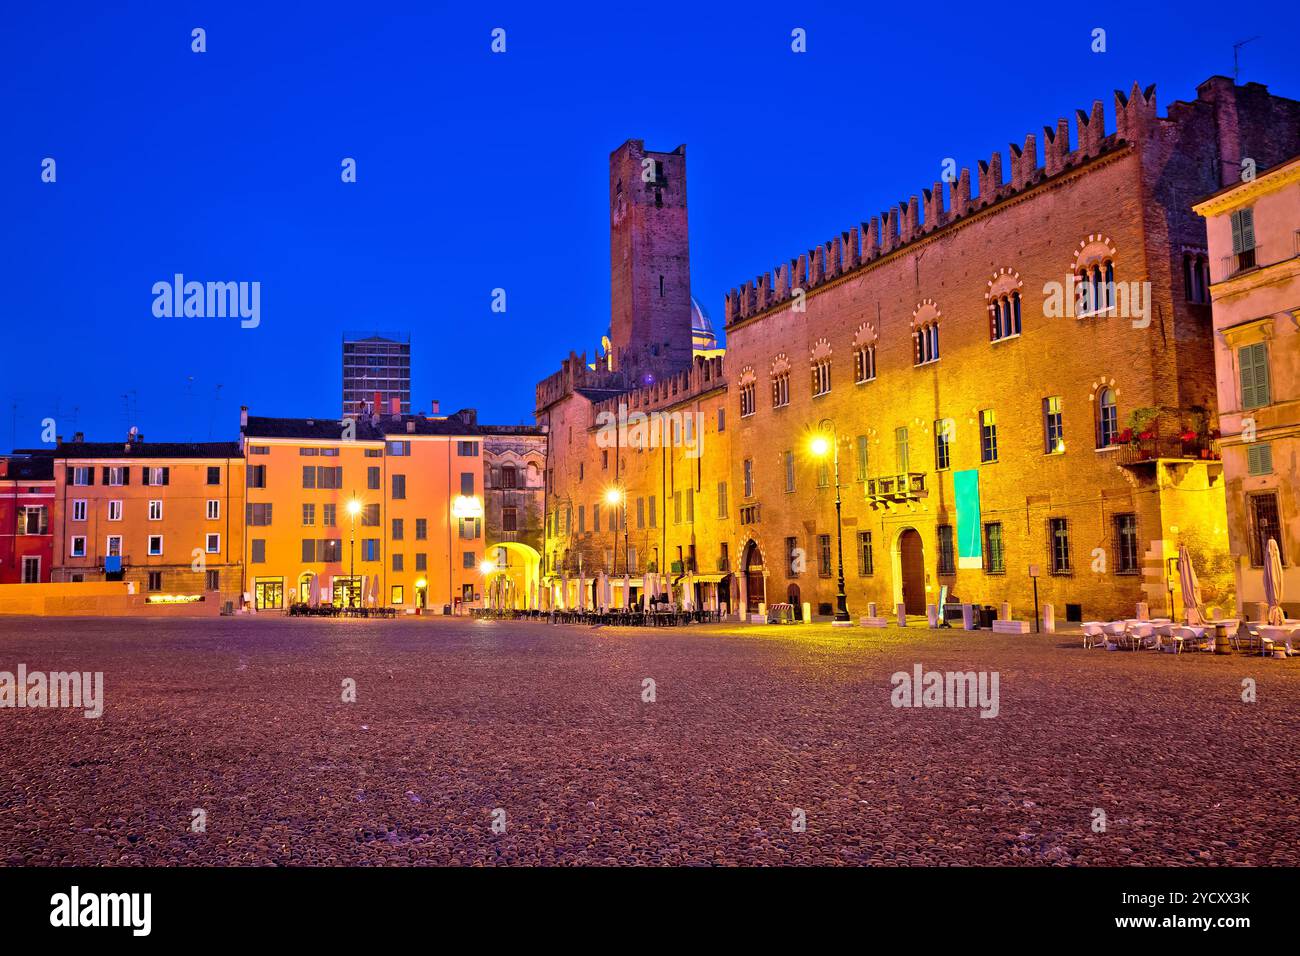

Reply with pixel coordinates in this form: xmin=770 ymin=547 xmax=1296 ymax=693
xmin=1082 ymin=622 xmax=1106 ymax=649
xmin=1101 ymin=621 xmax=1126 ymax=650
xmin=1126 ymin=621 xmax=1156 ymax=650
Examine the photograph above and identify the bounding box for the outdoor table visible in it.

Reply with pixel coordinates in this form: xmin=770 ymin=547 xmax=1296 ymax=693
xmin=1258 ymin=625 xmax=1296 ymax=656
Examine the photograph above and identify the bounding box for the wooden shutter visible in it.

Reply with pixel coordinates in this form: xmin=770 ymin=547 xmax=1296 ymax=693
xmin=1231 ymin=208 xmax=1255 ymax=253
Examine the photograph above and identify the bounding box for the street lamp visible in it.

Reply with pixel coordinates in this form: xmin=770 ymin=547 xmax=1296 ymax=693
xmin=604 ymin=486 xmax=629 ymax=607
xmin=346 ymin=496 xmax=362 ymax=609
xmin=809 ymin=420 xmax=850 ymax=623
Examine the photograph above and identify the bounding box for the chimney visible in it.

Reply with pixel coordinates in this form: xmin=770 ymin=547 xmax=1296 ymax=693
xmin=240 ymin=406 xmax=249 ymax=428
xmin=73 ymin=431 xmax=84 ymax=443
xmin=431 ymin=399 xmax=440 ymax=415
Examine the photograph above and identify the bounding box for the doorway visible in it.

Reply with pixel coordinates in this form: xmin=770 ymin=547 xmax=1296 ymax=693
xmin=743 ymin=541 xmax=765 ymax=613
xmin=898 ymin=528 xmax=926 ymax=615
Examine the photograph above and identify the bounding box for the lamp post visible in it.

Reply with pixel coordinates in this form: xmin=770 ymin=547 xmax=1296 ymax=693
xmin=604 ymin=486 xmax=628 ymax=606
xmin=810 ymin=421 xmax=850 ymax=622
xmin=346 ymin=496 xmax=362 ymax=610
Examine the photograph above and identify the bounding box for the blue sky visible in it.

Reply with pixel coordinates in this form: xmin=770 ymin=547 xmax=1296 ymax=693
xmin=3 ymin=1 xmax=1297 ymax=448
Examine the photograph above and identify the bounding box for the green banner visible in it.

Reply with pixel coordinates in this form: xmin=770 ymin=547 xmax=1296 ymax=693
xmin=954 ymin=469 xmax=982 ymax=569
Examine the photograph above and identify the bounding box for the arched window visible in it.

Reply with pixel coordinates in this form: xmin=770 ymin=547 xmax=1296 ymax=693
xmin=770 ymin=354 xmax=791 ymax=407
xmin=500 ymin=465 xmax=517 ymax=489
xmin=808 ymin=341 xmax=832 ymax=397
xmin=989 ymin=291 xmax=1022 ymax=341
xmin=1076 ymin=259 xmax=1116 ymax=315
xmin=1097 ymin=387 xmax=1119 ymax=448
xmin=852 ymin=323 xmax=878 ymax=383
xmin=739 ymin=366 xmax=756 ymax=417
xmin=914 ymin=323 xmax=939 ymax=364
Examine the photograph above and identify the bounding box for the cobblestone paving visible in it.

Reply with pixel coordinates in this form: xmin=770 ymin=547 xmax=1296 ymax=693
xmin=1 ymin=616 xmax=1296 ymax=866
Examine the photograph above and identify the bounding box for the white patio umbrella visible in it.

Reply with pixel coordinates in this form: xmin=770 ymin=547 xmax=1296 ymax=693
xmin=603 ymin=572 xmax=613 ymax=612
xmin=560 ymin=574 xmax=569 ymax=610
xmin=1264 ymin=538 xmax=1285 ymax=625
xmin=309 ymin=574 xmax=320 ymax=607
xmin=530 ymin=580 xmax=538 ymax=611
xmin=623 ymin=572 xmax=631 ymax=609
xmin=360 ymin=574 xmax=370 ymax=607
xmin=684 ymin=572 xmax=695 ymax=610
xmin=369 ymin=574 xmax=379 ymax=606
xmin=1177 ymin=543 xmax=1202 ymax=625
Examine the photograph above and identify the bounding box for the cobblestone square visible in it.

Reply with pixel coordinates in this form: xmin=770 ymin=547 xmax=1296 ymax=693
xmin=1 ymin=616 xmax=1295 ymax=866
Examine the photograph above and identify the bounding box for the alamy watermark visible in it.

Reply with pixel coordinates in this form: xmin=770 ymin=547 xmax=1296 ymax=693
xmin=152 ymin=274 xmax=260 ymax=328
xmin=595 ymin=403 xmax=705 ymax=460
xmin=0 ymin=665 xmax=103 ymax=718
xmin=890 ymin=664 xmax=999 ymax=718
xmin=1042 ymin=274 xmax=1150 ymax=328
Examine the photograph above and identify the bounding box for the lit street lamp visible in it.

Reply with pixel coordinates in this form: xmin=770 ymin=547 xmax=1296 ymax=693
xmin=809 ymin=420 xmax=850 ymax=623
xmin=346 ymin=496 xmax=362 ymax=609
xmin=604 ymin=486 xmax=629 ymax=606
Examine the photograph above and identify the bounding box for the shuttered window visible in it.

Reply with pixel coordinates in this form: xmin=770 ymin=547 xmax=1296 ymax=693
xmin=1239 ymin=342 xmax=1271 ymax=409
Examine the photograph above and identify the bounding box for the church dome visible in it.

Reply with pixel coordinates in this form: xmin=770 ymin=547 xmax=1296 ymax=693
xmin=690 ymin=296 xmax=717 ymax=351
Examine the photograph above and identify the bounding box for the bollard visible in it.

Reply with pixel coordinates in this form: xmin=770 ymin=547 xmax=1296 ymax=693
xmin=926 ymin=603 xmax=939 ymax=628
xmin=896 ymin=603 xmax=907 ymax=627
xmin=1042 ymin=603 xmax=1056 ymax=633
xmin=868 ymin=602 xmax=877 ymax=618
xmin=962 ymin=603 xmax=976 ymax=630
xmin=999 ymin=602 xmax=1010 ymax=621
xmin=802 ymin=601 xmax=812 ymax=623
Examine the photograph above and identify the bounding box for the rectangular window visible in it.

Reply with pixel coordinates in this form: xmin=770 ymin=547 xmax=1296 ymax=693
xmin=18 ymin=506 xmax=49 ymax=535
xmin=817 ymin=534 xmax=832 ymax=577
xmin=392 ymin=553 xmax=404 ymax=572
xmin=108 ymin=500 xmax=122 ymax=522
xmin=323 ymin=503 xmax=336 ymax=527
xmin=1239 ymin=342 xmax=1271 ymax=409
xmin=717 ymin=481 xmax=728 ymax=519
xmin=320 ymin=539 xmax=341 ymax=562
xmin=1246 ymin=442 xmax=1273 ymax=476
xmin=577 ymin=505 xmax=586 ymax=534
xmin=1043 ymin=397 xmax=1064 ymax=454
xmin=207 ymin=499 xmax=220 ymax=520
xmin=206 ymin=533 xmax=220 ymax=554
xmin=1114 ymin=513 xmax=1139 ymax=575
xmin=934 ymin=420 xmax=952 ymax=471
xmin=786 ymin=536 xmax=800 ymax=578
xmin=937 ymin=525 xmax=955 ymax=575
xmin=463 ymin=551 xmax=476 ymax=569
xmin=502 ymin=506 xmax=518 ymax=532
xmin=246 ymin=503 xmax=274 ymax=526
xmin=247 ymin=445 xmax=269 ymax=455
xmin=1248 ymin=492 xmax=1285 ymax=567
xmin=415 ymin=553 xmax=427 ymax=571
xmin=391 ymin=518 xmax=404 ymax=541
xmin=72 ymin=499 xmax=87 ymax=522
xmin=143 ymin=466 xmax=170 ymax=486
xmin=247 ymin=465 xmax=266 ymax=489
xmin=391 ymin=474 xmax=406 ymax=500
xmin=71 ymin=466 xmax=92 ymax=486
xmin=685 ymin=488 xmax=694 ymax=523
xmin=105 ymin=466 xmax=127 ymax=486
xmin=148 ymin=571 xmax=162 ymax=592
xmin=743 ymin=459 xmax=754 ymax=498
xmin=207 ymin=466 xmax=221 ymax=485
xmin=1230 ymin=207 xmax=1256 ymax=271
xmin=648 ymin=495 xmax=657 ymax=528
xmin=71 ymin=536 xmax=87 ymax=558
xmin=895 ymin=426 xmax=910 ymax=473
xmin=106 ymin=535 xmax=122 ymax=558
xmin=1049 ymin=518 xmax=1071 ymax=574
xmin=299 ymin=447 xmax=319 ymax=456
xmin=302 ymin=503 xmax=315 ymax=526
xmin=636 ymin=497 xmax=645 ymax=529
xmin=206 ymin=570 xmax=220 ymax=591
xmin=367 ymin=466 xmax=380 ymax=490
xmin=857 ymin=531 xmax=874 ymax=576
xmin=984 ymin=522 xmax=1005 ymax=574
xmin=301 ymin=539 xmax=316 ymax=562
xmin=980 ymin=410 xmax=998 ymax=463
xmin=148 ymin=500 xmax=163 ymax=521
xmin=147 ymin=535 xmax=163 ymax=556
xmin=456 ymin=441 xmax=479 ymax=457
xmin=361 ymin=503 xmax=380 ymax=527
xmin=362 ymin=539 xmax=380 ymax=562
xmin=459 ymin=517 xmax=481 ymax=540
xmin=673 ymin=492 xmax=682 ymax=525
xmin=387 ymin=441 xmax=411 ymax=456
xmin=317 ymin=466 xmax=343 ymax=490
xmin=784 ymin=451 xmax=795 ymax=493
xmin=594 ymin=502 xmax=602 ymax=532
xmin=391 ymin=585 xmax=404 ymax=605
xmin=717 ymin=407 xmax=726 ymax=432
xmin=302 ymin=465 xmax=317 ymax=489
xmin=415 ymin=518 xmax=427 ymax=540
xmin=856 ymin=435 xmax=868 ymax=481
xmin=460 ymin=472 xmax=474 ymax=495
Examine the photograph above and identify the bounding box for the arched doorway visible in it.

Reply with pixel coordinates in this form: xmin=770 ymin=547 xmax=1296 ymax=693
xmin=484 ymin=541 xmax=542 ymax=609
xmin=787 ymin=583 xmax=802 ymax=620
xmin=898 ymin=528 xmax=926 ymax=615
xmin=742 ymin=541 xmax=765 ymax=613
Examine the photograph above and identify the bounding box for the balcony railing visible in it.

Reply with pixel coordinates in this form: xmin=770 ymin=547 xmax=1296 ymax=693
xmin=1115 ymin=436 xmax=1218 ymax=466
xmin=1220 ymin=245 xmax=1258 ymax=279
xmin=866 ymin=472 xmax=929 ymax=503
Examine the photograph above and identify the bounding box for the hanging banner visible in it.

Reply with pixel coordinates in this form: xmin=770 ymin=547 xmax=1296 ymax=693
xmin=953 ymin=469 xmax=983 ymax=569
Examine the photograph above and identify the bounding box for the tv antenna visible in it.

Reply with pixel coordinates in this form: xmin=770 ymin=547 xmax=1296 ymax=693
xmin=1233 ymin=36 xmax=1261 ymax=81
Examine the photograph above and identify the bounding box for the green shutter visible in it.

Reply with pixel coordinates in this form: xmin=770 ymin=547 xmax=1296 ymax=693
xmin=1240 ymin=343 xmax=1271 ymax=408
xmin=1247 ymin=443 xmax=1273 ymax=476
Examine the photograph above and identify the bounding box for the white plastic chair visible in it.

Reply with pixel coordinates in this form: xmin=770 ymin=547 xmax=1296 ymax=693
xmin=1102 ymin=621 xmax=1126 ymax=650
xmin=1127 ymin=621 xmax=1156 ymax=650
xmin=1082 ymin=622 xmax=1106 ymax=649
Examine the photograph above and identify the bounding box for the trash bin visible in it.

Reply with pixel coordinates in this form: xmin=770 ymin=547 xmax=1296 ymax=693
xmin=443 ymin=604 xmax=451 ymax=616
xmin=978 ymin=605 xmax=997 ymax=629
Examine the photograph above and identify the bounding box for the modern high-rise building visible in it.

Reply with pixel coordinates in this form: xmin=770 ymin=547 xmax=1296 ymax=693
xmin=342 ymin=333 xmax=411 ymax=417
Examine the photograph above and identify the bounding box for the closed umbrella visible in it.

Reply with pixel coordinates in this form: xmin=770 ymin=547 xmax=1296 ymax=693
xmin=309 ymin=574 xmax=320 ymax=607
xmin=623 ymin=572 xmax=631 ymax=610
xmin=1177 ymin=543 xmax=1202 ymax=625
xmin=370 ymin=574 xmax=380 ymax=607
xmin=1264 ymin=538 xmax=1285 ymax=625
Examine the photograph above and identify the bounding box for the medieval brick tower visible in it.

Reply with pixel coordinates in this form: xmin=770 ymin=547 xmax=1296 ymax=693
xmin=609 ymin=140 xmax=693 ymax=378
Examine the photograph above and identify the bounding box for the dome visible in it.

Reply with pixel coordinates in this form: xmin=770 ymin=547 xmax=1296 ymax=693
xmin=690 ymin=296 xmax=717 ymax=351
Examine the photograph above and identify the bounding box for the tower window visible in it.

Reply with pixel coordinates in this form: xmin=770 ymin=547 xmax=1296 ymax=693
xmin=659 ymin=275 xmax=664 ymax=298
